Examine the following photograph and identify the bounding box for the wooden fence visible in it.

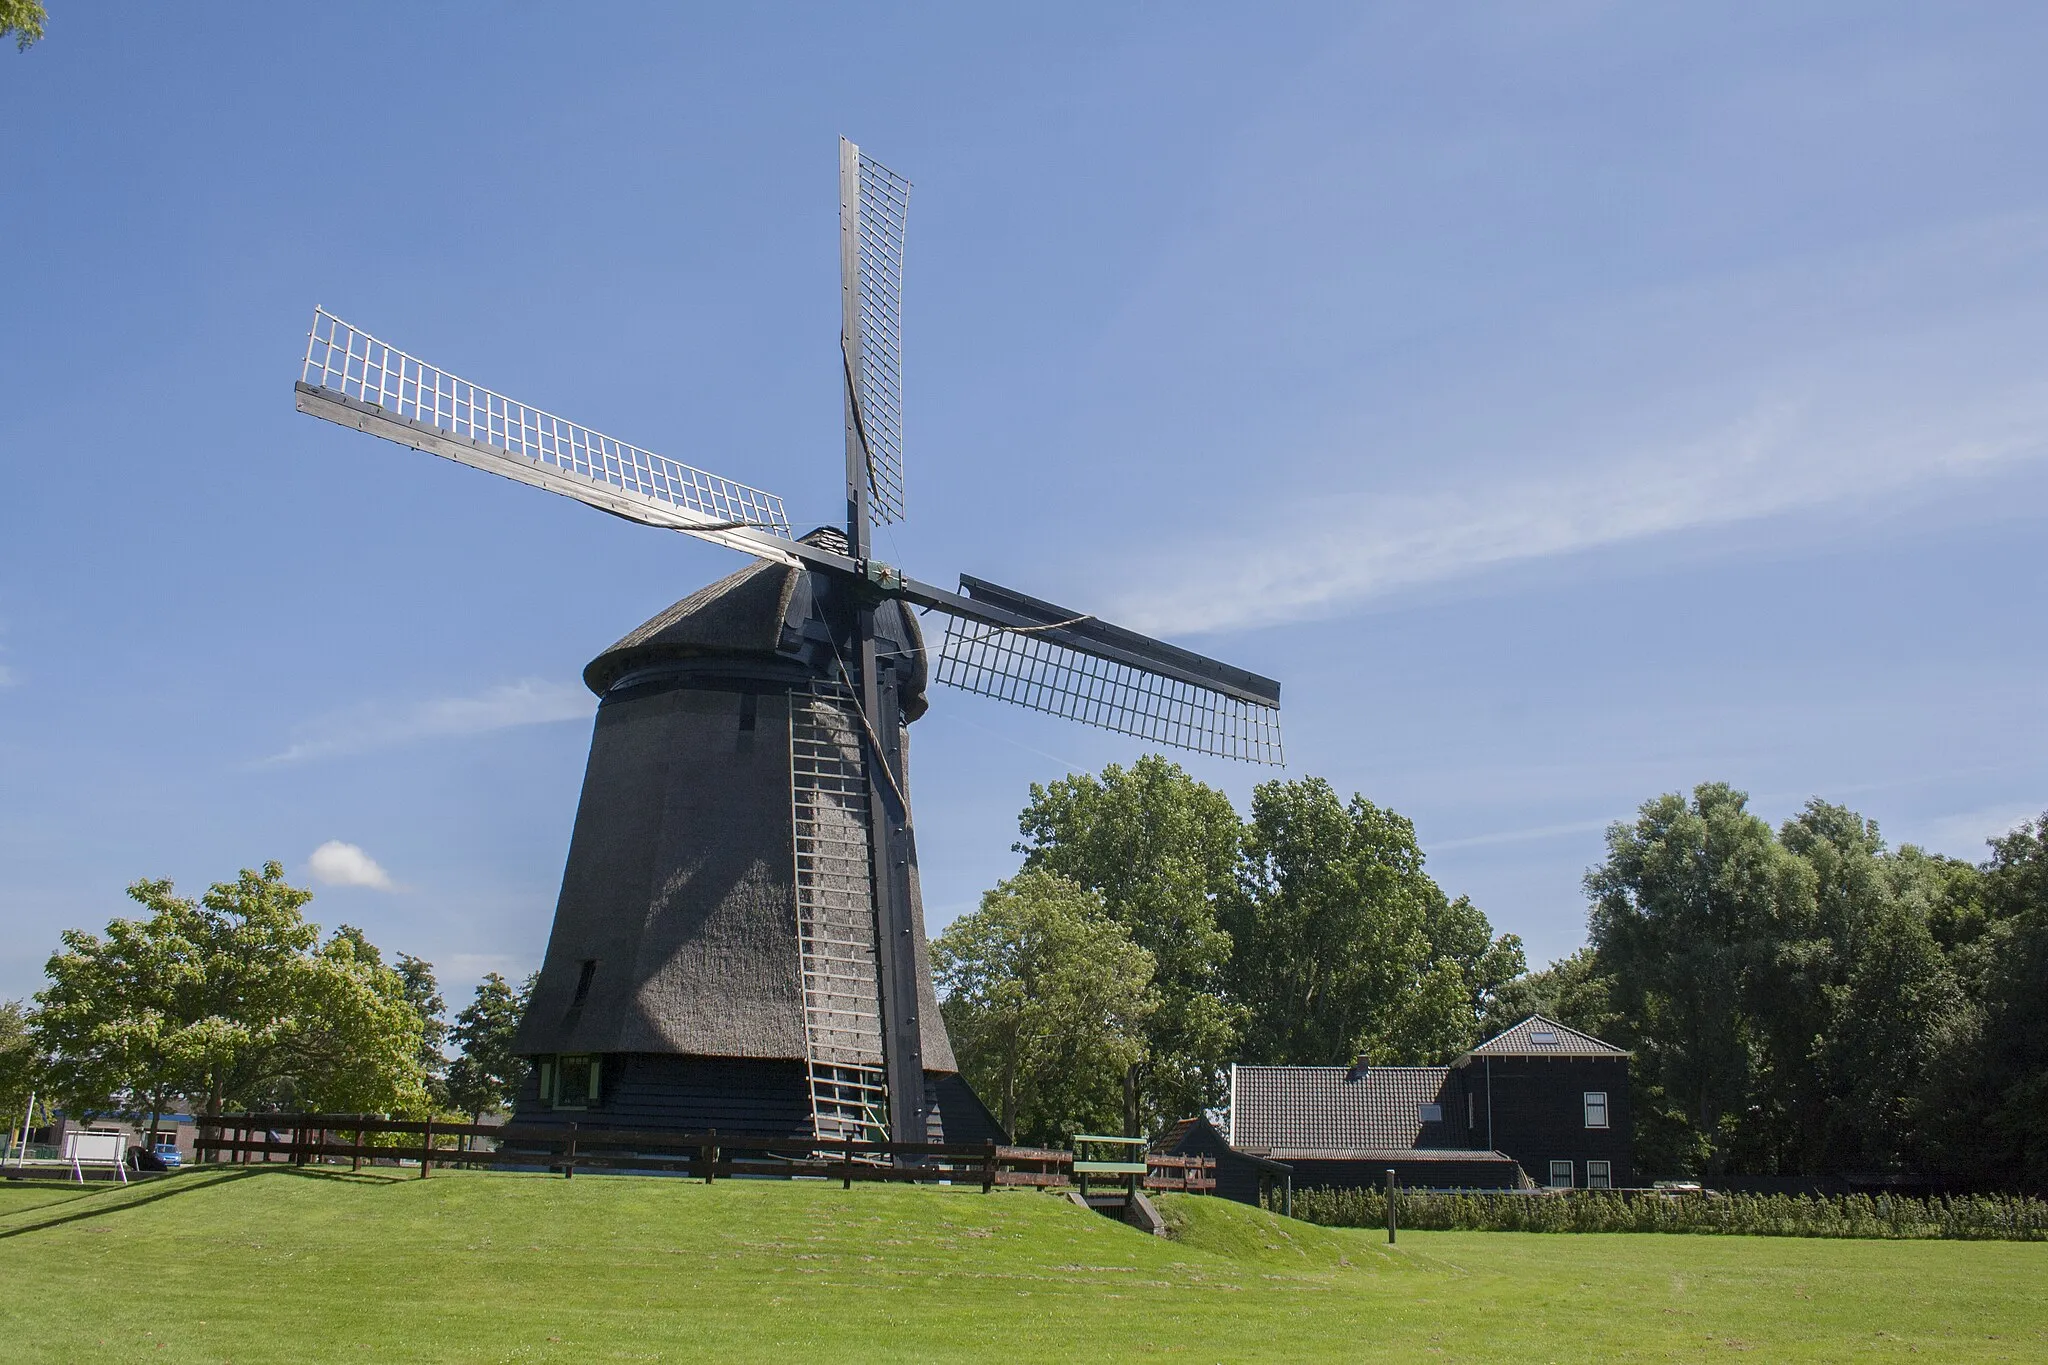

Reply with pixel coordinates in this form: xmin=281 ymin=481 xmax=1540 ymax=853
xmin=191 ymin=1114 xmax=1213 ymax=1193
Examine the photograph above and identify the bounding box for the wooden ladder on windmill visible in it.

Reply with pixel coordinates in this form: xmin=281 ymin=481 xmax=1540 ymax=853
xmin=790 ymin=677 xmax=892 ymax=1148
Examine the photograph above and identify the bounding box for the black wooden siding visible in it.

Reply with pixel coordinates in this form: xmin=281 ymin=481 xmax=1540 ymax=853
xmin=510 ymin=1054 xmax=1005 ymax=1146
xmin=1453 ymin=1055 xmax=1633 ymax=1187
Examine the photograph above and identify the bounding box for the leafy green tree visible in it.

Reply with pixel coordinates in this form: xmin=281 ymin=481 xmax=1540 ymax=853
xmin=1015 ymin=756 xmax=1241 ymax=1131
xmin=395 ymin=953 xmax=449 ymax=1102
xmin=33 ymin=863 xmax=431 ymax=1127
xmin=1226 ymin=777 xmax=1519 ymax=1066
xmin=447 ymin=972 xmax=535 ymax=1123
xmin=1 ymin=0 xmax=45 ymax=52
xmin=1935 ymin=813 xmax=2048 ymax=1187
xmin=935 ymin=870 xmax=1158 ymax=1145
xmin=0 ymin=1001 xmax=39 ymax=1130
xmin=1587 ymin=784 xmax=1816 ymax=1179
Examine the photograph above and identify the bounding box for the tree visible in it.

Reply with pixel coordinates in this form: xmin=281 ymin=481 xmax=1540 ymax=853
xmin=395 ymin=953 xmax=450 ymax=1103
xmin=0 ymin=1001 xmax=38 ymax=1128
xmin=1586 ymin=784 xmax=1815 ymax=1179
xmin=1 ymin=0 xmax=45 ymax=52
xmin=935 ymin=870 xmax=1158 ymax=1145
xmin=1226 ymin=777 xmax=1519 ymax=1066
xmin=1015 ymin=756 xmax=1241 ymax=1130
xmin=33 ymin=863 xmax=431 ymax=1127
xmin=1935 ymin=812 xmax=2048 ymax=1187
xmin=447 ymin=972 xmax=535 ymax=1123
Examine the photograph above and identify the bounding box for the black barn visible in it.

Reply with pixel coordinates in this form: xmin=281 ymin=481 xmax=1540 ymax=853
xmin=1163 ymin=1015 xmax=1633 ymax=1201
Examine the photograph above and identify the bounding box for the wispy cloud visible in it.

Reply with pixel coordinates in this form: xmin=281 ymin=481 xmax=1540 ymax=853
xmin=1431 ymin=819 xmax=1612 ymax=852
xmin=1118 ymin=384 xmax=2048 ymax=636
xmin=308 ymin=840 xmax=396 ymax=891
xmin=1105 ymin=212 xmax=2048 ymax=637
xmin=263 ymin=678 xmax=591 ymax=764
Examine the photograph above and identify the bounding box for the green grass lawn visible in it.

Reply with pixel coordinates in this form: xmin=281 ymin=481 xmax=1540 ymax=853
xmin=1 ymin=1167 xmax=2042 ymax=1362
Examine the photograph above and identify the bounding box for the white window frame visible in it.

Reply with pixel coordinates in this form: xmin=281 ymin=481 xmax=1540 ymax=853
xmin=1548 ymin=1160 xmax=1574 ymax=1189
xmin=1584 ymin=1091 xmax=1609 ymax=1129
xmin=1586 ymin=1160 xmax=1613 ymax=1190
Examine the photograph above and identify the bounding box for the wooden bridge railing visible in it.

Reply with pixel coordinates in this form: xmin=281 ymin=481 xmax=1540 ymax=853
xmin=191 ymin=1114 xmax=1214 ymax=1193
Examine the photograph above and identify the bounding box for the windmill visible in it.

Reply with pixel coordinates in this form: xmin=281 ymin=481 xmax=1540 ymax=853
xmin=291 ymin=139 xmax=1283 ymax=1148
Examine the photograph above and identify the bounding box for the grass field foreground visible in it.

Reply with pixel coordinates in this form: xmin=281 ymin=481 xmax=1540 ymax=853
xmin=1 ymin=1167 xmax=2043 ymax=1361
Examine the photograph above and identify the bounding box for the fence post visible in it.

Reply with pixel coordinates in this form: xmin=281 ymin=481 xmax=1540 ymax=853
xmin=1386 ymin=1168 xmax=1398 ymax=1244
xmin=982 ymin=1142 xmax=996 ymax=1195
xmin=705 ymin=1128 xmax=717 ymax=1184
xmin=1283 ymin=1171 xmax=1292 ymax=1219
xmin=419 ymin=1118 xmax=433 ymax=1179
xmin=842 ymin=1137 xmax=854 ymax=1191
xmin=564 ymin=1122 xmax=577 ymax=1180
xmin=352 ymin=1122 xmax=362 ymax=1174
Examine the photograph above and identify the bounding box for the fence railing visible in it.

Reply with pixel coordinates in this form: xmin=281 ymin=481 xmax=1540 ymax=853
xmin=190 ymin=1114 xmax=1213 ymax=1193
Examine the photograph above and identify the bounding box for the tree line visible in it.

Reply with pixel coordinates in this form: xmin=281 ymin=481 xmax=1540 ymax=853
xmin=938 ymin=763 xmax=2048 ymax=1192
xmin=0 ymin=862 xmax=534 ymax=1139
xmin=1526 ymin=784 xmax=2048 ymax=1190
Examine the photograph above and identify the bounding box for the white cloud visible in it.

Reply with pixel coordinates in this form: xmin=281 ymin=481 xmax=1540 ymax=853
xmin=308 ymin=840 xmax=395 ymax=891
xmin=264 ymin=678 xmax=591 ymax=764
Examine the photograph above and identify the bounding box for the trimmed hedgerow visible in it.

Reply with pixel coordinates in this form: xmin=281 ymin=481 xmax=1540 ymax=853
xmin=1272 ymin=1187 xmax=2048 ymax=1241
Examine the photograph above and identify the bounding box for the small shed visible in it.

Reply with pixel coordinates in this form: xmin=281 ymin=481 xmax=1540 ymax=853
xmin=1155 ymin=1115 xmax=1293 ymax=1207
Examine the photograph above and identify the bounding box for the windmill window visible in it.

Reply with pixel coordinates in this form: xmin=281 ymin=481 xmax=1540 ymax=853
xmin=1584 ymin=1092 xmax=1609 ymax=1129
xmin=1587 ymin=1160 xmax=1613 ymax=1190
xmin=549 ymin=1054 xmax=599 ymax=1110
xmin=572 ymin=959 xmax=598 ymax=1006
xmin=1548 ymin=1160 xmax=1574 ymax=1189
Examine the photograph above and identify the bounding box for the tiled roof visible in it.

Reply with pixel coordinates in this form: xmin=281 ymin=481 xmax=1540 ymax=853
xmin=1230 ymin=1065 xmax=1455 ymax=1154
xmin=1460 ymin=1014 xmax=1629 ymax=1060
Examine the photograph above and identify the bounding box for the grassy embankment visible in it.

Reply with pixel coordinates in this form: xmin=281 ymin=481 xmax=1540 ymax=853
xmin=1 ymin=1167 xmax=2043 ymax=1361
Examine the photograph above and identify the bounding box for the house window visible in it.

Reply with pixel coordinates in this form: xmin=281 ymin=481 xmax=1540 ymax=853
xmin=1417 ymin=1103 xmax=1442 ymax=1123
xmin=540 ymin=1054 xmax=601 ymax=1109
xmin=1584 ymin=1091 xmax=1609 ymax=1129
xmin=1587 ymin=1160 xmax=1613 ymax=1189
xmin=1548 ymin=1160 xmax=1574 ymax=1188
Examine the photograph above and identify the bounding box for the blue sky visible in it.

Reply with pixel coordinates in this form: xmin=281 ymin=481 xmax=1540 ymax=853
xmin=4 ymin=4 xmax=2045 ymax=1007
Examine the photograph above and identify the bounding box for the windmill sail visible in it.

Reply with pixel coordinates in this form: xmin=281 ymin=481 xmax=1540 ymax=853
xmin=926 ymin=575 xmax=1286 ymax=766
xmin=840 ymin=139 xmax=910 ymax=527
xmin=295 ymin=309 xmax=796 ymax=561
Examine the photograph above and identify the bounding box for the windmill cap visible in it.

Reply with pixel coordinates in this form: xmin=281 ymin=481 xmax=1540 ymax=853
xmin=581 ymin=528 xmax=927 ymax=712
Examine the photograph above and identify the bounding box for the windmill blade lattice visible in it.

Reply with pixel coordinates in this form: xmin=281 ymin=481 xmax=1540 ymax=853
xmin=298 ymin=309 xmax=793 ymax=542
xmin=934 ymin=615 xmax=1286 ymax=765
xmin=850 ymin=150 xmax=910 ymax=524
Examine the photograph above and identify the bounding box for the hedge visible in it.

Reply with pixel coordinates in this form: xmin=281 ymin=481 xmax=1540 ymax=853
xmin=1272 ymin=1187 xmax=2048 ymax=1241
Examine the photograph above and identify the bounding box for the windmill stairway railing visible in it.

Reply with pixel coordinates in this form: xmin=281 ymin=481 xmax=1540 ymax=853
xmin=190 ymin=1115 xmax=1215 ymax=1192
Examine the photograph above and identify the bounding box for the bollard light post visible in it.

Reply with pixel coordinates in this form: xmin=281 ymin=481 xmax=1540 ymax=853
xmin=1386 ymin=1168 xmax=1397 ymax=1244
